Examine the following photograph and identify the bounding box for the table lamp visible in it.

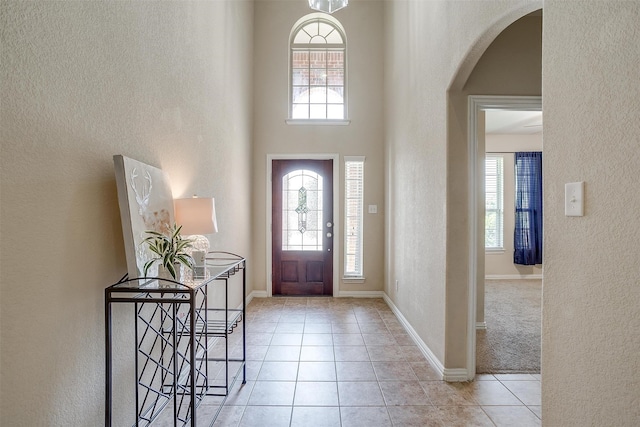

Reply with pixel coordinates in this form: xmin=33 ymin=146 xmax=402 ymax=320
xmin=174 ymin=196 xmax=218 ymax=278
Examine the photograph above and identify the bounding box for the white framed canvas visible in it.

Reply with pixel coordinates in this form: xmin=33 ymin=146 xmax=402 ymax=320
xmin=114 ymin=155 xmax=175 ymax=279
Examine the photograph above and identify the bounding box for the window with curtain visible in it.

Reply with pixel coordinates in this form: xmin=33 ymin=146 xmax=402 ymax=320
xmin=485 ymin=155 xmax=504 ymax=249
xmin=514 ymin=152 xmax=543 ymax=265
xmin=289 ymin=14 xmax=346 ymax=120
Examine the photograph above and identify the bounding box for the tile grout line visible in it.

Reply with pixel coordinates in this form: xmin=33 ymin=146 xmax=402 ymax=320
xmin=240 ymin=298 xmax=539 ymax=426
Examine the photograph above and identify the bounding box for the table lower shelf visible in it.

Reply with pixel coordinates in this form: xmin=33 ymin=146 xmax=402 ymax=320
xmin=151 ymin=358 xmax=247 ymax=426
xmin=163 ymin=309 xmax=243 ymax=337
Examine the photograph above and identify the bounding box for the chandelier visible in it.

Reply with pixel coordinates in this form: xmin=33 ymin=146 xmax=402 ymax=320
xmin=308 ymin=0 xmax=348 ymax=14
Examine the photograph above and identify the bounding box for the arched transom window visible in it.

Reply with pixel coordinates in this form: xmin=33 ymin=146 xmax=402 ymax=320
xmin=290 ymin=14 xmax=346 ymax=120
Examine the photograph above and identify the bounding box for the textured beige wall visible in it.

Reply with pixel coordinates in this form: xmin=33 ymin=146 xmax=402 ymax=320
xmin=252 ymin=1 xmax=385 ymax=294
xmin=542 ymin=1 xmax=640 ymax=425
xmin=0 ymin=1 xmax=254 ymax=425
xmin=485 ymin=134 xmax=543 ymax=277
xmin=2 ymin=1 xmax=638 ymax=425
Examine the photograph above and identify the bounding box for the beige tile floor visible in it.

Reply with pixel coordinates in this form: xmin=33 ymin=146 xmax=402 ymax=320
xmin=202 ymin=297 xmax=541 ymax=427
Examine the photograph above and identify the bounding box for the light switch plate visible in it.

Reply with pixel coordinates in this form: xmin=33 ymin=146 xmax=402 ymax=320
xmin=368 ymin=205 xmax=378 ymax=214
xmin=565 ymin=182 xmax=584 ymax=216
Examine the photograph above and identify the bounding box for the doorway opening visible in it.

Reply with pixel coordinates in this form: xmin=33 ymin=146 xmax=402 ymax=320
xmin=477 ymin=107 xmax=543 ymax=374
xmin=467 ymin=96 xmax=542 ymax=378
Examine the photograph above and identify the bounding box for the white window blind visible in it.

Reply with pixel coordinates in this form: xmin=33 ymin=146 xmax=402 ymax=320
xmin=485 ymin=155 xmax=504 ymax=249
xmin=344 ymin=157 xmax=364 ymax=277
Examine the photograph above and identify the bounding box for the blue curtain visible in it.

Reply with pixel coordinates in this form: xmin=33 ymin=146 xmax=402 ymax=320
xmin=514 ymin=152 xmax=543 ymax=265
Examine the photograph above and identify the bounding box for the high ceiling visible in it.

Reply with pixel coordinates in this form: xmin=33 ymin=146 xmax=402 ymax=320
xmin=485 ymin=110 xmax=543 ymax=135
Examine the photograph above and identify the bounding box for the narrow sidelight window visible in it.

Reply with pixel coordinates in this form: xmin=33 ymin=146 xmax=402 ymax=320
xmin=344 ymin=157 xmax=364 ymax=277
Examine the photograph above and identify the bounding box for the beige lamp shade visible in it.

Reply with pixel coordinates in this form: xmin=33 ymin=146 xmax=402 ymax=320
xmin=174 ymin=197 xmax=218 ymax=235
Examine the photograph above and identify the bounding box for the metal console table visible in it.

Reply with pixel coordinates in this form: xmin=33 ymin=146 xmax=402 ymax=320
xmin=105 ymin=252 xmax=246 ymax=427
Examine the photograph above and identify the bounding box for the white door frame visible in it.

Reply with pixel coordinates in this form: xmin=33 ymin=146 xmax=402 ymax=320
xmin=266 ymin=153 xmax=341 ymax=297
xmin=466 ymin=95 xmax=542 ymax=379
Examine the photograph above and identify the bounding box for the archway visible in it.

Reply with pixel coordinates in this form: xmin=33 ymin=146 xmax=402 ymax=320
xmin=445 ymin=3 xmax=543 ymax=380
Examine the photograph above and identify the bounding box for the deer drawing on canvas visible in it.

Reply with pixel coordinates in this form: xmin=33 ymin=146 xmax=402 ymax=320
xmin=130 ymin=167 xmax=171 ymax=234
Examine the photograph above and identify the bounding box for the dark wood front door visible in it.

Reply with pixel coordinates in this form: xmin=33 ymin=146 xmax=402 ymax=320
xmin=272 ymin=159 xmax=333 ymax=296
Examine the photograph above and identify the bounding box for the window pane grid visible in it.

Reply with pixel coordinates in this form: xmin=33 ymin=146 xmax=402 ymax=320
xmin=485 ymin=155 xmax=504 ymax=249
xmin=344 ymin=160 xmax=364 ymax=276
xmin=290 ymin=17 xmax=345 ymax=120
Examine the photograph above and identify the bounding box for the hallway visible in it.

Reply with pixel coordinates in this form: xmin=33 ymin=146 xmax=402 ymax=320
xmin=200 ymin=297 xmax=541 ymax=426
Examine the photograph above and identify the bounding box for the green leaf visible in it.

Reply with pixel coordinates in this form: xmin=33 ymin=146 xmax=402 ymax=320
xmin=176 ymin=254 xmax=194 ymax=268
xmin=167 ymin=262 xmax=176 ymax=278
xmin=143 ymin=260 xmax=155 ymax=277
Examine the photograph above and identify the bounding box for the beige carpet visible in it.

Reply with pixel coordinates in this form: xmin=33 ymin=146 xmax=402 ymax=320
xmin=476 ymin=279 xmax=541 ymax=374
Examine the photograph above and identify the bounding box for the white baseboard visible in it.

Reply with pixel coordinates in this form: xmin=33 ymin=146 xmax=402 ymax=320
xmin=443 ymin=368 xmax=470 ymax=382
xmin=248 ymin=290 xmax=268 ymax=303
xmin=248 ymin=290 xmax=383 ymax=299
xmin=382 ymin=294 xmax=448 ymax=381
xmin=338 ymin=291 xmax=385 ymax=298
xmin=485 ymin=274 xmax=542 ymax=280
xmin=476 ymin=322 xmax=487 ymax=330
